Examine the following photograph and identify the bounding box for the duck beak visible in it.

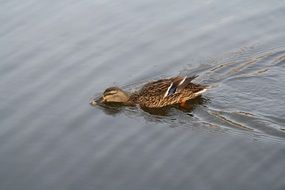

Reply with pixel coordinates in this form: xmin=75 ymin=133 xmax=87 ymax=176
xmin=89 ymin=99 xmax=97 ymax=106
xmin=90 ymin=97 xmax=105 ymax=106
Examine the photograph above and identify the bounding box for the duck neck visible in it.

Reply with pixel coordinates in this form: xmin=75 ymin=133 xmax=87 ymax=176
xmin=127 ymin=93 xmax=139 ymax=106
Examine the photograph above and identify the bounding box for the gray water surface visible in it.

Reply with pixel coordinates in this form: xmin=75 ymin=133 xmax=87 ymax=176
xmin=1 ymin=0 xmax=285 ymax=190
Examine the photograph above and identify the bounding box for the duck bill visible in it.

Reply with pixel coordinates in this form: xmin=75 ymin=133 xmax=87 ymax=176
xmin=89 ymin=97 xmax=104 ymax=106
xmin=89 ymin=99 xmax=97 ymax=106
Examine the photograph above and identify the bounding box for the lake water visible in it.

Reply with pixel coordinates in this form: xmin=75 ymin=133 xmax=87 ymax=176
xmin=1 ymin=0 xmax=285 ymax=189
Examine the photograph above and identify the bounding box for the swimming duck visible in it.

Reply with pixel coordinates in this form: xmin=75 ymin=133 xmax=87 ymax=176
xmin=90 ymin=75 xmax=207 ymax=108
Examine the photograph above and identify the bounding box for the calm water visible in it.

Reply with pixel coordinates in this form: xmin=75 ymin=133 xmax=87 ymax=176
xmin=1 ymin=0 xmax=285 ymax=189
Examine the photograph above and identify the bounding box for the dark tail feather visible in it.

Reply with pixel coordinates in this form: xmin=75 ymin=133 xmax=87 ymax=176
xmin=185 ymin=75 xmax=199 ymax=82
xmin=176 ymin=75 xmax=199 ymax=92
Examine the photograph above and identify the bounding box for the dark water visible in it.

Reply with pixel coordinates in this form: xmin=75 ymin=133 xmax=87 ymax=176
xmin=1 ymin=0 xmax=285 ymax=189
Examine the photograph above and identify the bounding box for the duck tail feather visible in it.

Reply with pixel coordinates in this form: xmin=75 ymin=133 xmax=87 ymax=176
xmin=176 ymin=75 xmax=199 ymax=92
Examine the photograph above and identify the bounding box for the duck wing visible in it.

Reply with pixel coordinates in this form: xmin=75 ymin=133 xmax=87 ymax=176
xmin=165 ymin=75 xmax=199 ymax=97
xmin=135 ymin=76 xmax=204 ymax=108
xmin=138 ymin=75 xmax=198 ymax=97
xmin=139 ymin=78 xmax=173 ymax=97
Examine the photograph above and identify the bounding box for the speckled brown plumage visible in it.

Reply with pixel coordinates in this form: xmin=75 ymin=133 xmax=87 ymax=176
xmin=128 ymin=76 xmax=207 ymax=108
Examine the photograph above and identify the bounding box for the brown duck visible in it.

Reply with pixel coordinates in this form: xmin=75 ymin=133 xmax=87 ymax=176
xmin=90 ymin=75 xmax=207 ymax=108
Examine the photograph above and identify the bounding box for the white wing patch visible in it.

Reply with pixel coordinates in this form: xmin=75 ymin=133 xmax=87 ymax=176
xmin=193 ymin=88 xmax=207 ymax=96
xmin=178 ymin=76 xmax=186 ymax=85
xmin=164 ymin=82 xmax=173 ymax=98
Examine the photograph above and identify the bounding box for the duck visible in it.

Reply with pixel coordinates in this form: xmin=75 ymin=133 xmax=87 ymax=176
xmin=90 ymin=75 xmax=207 ymax=108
